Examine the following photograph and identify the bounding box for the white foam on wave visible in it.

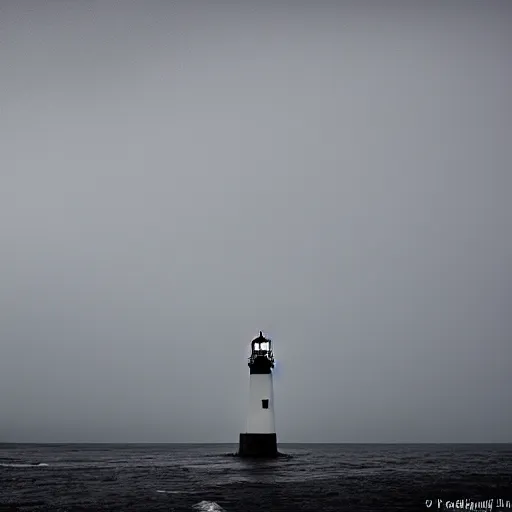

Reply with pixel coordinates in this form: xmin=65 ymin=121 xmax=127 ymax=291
xmin=156 ymin=490 xmax=183 ymax=494
xmin=192 ymin=501 xmax=226 ymax=511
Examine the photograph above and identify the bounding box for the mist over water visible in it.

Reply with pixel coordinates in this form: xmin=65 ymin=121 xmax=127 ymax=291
xmin=0 ymin=0 xmax=511 ymax=444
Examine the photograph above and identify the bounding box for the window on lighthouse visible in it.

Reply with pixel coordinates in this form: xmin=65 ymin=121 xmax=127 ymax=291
xmin=262 ymin=399 xmax=269 ymax=409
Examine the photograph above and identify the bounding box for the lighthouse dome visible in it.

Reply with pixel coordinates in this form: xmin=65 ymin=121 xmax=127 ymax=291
xmin=251 ymin=331 xmax=271 ymax=353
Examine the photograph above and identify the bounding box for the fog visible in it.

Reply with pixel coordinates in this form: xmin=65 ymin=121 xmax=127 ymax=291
xmin=1 ymin=0 xmax=511 ymax=443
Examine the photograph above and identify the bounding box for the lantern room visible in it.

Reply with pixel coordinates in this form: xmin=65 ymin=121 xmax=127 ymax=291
xmin=249 ymin=331 xmax=274 ymax=368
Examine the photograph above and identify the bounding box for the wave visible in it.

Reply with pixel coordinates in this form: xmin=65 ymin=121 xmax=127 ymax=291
xmin=192 ymin=502 xmax=226 ymax=511
xmin=0 ymin=462 xmax=49 ymax=468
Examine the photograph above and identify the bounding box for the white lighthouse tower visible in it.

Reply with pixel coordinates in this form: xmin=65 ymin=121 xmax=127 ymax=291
xmin=238 ymin=331 xmax=278 ymax=457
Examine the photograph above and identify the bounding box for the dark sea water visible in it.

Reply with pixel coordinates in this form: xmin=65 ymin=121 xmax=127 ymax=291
xmin=1 ymin=443 xmax=511 ymax=512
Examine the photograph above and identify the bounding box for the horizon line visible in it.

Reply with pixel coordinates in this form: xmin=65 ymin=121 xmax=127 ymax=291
xmin=1 ymin=441 xmax=510 ymax=445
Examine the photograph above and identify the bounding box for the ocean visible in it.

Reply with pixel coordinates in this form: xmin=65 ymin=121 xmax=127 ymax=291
xmin=0 ymin=443 xmax=511 ymax=511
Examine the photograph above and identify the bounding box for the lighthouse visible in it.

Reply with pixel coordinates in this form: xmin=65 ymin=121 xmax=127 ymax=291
xmin=238 ymin=331 xmax=278 ymax=457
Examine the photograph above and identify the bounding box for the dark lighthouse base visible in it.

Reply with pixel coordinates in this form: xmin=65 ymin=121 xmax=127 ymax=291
xmin=238 ymin=433 xmax=278 ymax=458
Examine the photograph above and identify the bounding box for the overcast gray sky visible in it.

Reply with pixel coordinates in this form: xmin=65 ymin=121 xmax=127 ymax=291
xmin=0 ymin=0 xmax=511 ymax=444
